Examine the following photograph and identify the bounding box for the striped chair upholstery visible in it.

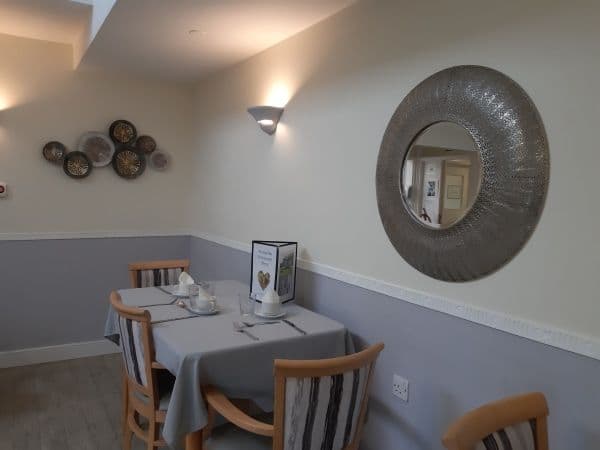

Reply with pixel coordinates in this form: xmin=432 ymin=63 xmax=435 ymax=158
xmin=283 ymin=366 xmax=371 ymax=450
xmin=442 ymin=392 xmax=549 ymax=450
xmin=117 ymin=315 xmax=149 ymax=387
xmin=128 ymin=259 xmax=190 ymax=288
xmin=475 ymin=421 xmax=536 ymax=450
xmin=136 ymin=267 xmax=183 ymax=288
xmin=203 ymin=343 xmax=384 ymax=450
xmin=111 ymin=291 xmax=174 ymax=449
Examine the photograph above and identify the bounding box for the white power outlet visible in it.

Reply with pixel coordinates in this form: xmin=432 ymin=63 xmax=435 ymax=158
xmin=392 ymin=374 xmax=409 ymax=402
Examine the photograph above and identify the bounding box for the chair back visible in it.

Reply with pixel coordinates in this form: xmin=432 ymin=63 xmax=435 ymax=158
xmin=272 ymin=343 xmax=384 ymax=450
xmin=110 ymin=291 xmax=159 ymax=403
xmin=442 ymin=392 xmax=549 ymax=450
xmin=128 ymin=259 xmax=190 ymax=288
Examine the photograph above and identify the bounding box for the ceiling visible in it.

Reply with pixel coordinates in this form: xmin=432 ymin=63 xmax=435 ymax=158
xmin=0 ymin=0 xmax=90 ymax=45
xmin=0 ymin=0 xmax=355 ymax=82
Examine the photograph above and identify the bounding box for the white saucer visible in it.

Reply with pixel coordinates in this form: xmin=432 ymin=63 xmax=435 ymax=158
xmin=185 ymin=303 xmax=219 ymax=316
xmin=255 ymin=310 xmax=286 ymax=319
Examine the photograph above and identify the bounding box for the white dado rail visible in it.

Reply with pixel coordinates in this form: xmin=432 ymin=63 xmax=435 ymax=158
xmin=0 ymin=230 xmax=598 ymax=364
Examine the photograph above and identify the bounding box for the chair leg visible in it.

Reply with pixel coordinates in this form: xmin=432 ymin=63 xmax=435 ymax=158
xmin=122 ymin=370 xmax=133 ymax=450
xmin=123 ymin=405 xmax=133 ymax=450
xmin=203 ymin=404 xmax=216 ymax=441
xmin=186 ymin=430 xmax=203 ymax=450
xmin=147 ymin=420 xmax=157 ymax=450
xmin=123 ymin=429 xmax=133 ymax=450
xmin=121 ymin=368 xmax=129 ymax=443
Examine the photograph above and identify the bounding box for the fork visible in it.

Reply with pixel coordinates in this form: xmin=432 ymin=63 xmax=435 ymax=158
xmin=241 ymin=320 xmax=280 ymax=328
xmin=233 ymin=322 xmax=259 ymax=341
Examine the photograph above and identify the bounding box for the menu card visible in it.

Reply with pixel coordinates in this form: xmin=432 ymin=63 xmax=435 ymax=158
xmin=250 ymin=241 xmax=297 ymax=303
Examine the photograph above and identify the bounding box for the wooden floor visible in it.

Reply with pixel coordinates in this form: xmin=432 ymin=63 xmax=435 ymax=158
xmin=0 ymin=354 xmax=271 ymax=450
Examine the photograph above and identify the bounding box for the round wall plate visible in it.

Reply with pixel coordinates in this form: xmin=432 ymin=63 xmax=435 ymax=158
xmin=42 ymin=141 xmax=66 ymax=164
xmin=135 ymin=135 xmax=157 ymax=154
xmin=109 ymin=119 xmax=137 ymax=146
xmin=63 ymin=151 xmax=93 ymax=179
xmin=112 ymin=147 xmax=146 ymax=179
xmin=149 ymin=150 xmax=170 ymax=170
xmin=78 ymin=132 xmax=115 ymax=167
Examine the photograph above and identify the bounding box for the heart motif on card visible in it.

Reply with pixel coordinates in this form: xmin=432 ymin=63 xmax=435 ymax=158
xmin=257 ymin=271 xmax=271 ymax=290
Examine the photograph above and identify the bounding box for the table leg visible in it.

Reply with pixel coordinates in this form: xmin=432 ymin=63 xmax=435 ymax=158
xmin=185 ymin=430 xmax=203 ymax=450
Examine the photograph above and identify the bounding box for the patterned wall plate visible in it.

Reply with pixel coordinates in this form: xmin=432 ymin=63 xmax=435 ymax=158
xmin=78 ymin=132 xmax=115 ymax=167
xmin=63 ymin=151 xmax=92 ymax=179
xmin=149 ymin=150 xmax=170 ymax=170
xmin=135 ymin=135 xmax=157 ymax=154
xmin=112 ymin=147 xmax=146 ymax=179
xmin=109 ymin=119 xmax=137 ymax=146
xmin=42 ymin=141 xmax=66 ymax=164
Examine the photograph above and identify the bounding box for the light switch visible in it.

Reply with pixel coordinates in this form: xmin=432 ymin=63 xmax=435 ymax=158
xmin=0 ymin=182 xmax=7 ymax=198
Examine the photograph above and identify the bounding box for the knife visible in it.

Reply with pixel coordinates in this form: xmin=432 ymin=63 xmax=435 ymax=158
xmin=282 ymin=319 xmax=307 ymax=335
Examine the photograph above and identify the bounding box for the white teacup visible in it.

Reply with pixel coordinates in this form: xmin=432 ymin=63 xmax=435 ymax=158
xmin=191 ymin=296 xmax=212 ymax=311
xmin=189 ymin=284 xmax=215 ymax=311
xmin=261 ymin=301 xmax=280 ymax=315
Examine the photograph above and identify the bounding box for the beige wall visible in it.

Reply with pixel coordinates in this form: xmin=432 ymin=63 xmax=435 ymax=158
xmin=189 ymin=0 xmax=600 ymax=339
xmin=0 ymin=33 xmax=194 ymax=234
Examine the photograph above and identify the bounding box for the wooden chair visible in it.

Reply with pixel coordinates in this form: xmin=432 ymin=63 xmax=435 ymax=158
xmin=111 ymin=291 xmax=173 ymax=450
xmin=202 ymin=342 xmax=384 ymax=450
xmin=128 ymin=259 xmax=190 ymax=288
xmin=442 ymin=392 xmax=549 ymax=450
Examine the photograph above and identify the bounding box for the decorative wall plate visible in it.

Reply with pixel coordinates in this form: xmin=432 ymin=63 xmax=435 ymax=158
xmin=63 ymin=151 xmax=92 ymax=179
xmin=78 ymin=132 xmax=115 ymax=167
xmin=42 ymin=141 xmax=66 ymax=164
xmin=109 ymin=119 xmax=137 ymax=146
xmin=112 ymin=147 xmax=146 ymax=179
xmin=149 ymin=150 xmax=170 ymax=170
xmin=135 ymin=135 xmax=157 ymax=154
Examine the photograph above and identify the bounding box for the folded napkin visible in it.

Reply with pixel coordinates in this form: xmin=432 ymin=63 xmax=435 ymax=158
xmin=262 ymin=287 xmax=280 ymax=304
xmin=178 ymin=271 xmax=195 ymax=286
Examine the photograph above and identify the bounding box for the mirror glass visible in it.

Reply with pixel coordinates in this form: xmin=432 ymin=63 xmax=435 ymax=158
xmin=401 ymin=122 xmax=482 ymax=229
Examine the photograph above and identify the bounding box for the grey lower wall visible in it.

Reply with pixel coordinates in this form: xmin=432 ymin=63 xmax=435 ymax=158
xmin=2 ymin=234 xmax=598 ymax=449
xmin=0 ymin=236 xmax=189 ymax=351
xmin=189 ymin=236 xmax=600 ymax=450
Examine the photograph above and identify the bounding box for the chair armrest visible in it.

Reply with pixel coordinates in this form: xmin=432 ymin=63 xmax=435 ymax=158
xmin=204 ymin=386 xmax=274 ymax=437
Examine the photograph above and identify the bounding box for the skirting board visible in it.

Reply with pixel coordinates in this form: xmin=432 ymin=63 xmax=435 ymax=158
xmin=0 ymin=340 xmax=119 ymax=368
xmin=190 ymin=230 xmax=600 ymax=361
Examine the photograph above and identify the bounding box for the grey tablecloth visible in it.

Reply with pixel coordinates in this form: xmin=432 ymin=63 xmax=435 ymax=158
xmin=104 ymin=280 xmax=351 ymax=450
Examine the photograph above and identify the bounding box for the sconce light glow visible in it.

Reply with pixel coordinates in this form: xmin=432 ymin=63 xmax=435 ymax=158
xmin=248 ymin=106 xmax=284 ymax=135
xmin=266 ymin=84 xmax=292 ymax=108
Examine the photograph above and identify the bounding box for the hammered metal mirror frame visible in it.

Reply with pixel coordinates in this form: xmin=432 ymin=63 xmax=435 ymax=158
xmin=376 ymin=66 xmax=549 ymax=282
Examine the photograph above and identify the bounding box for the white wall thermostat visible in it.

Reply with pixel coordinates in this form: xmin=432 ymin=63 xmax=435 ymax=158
xmin=0 ymin=182 xmax=7 ymax=198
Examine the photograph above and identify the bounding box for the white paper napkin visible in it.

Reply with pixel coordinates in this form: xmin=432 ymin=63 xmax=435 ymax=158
xmin=178 ymin=271 xmax=195 ymax=286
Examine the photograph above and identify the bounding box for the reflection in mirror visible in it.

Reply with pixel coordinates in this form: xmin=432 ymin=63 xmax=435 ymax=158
xmin=401 ymin=122 xmax=481 ymax=229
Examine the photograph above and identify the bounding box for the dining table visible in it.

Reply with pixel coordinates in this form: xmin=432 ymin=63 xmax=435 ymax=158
xmin=104 ymin=279 xmax=352 ymax=450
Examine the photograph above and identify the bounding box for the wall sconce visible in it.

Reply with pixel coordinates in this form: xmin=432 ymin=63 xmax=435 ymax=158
xmin=247 ymin=106 xmax=284 ymax=135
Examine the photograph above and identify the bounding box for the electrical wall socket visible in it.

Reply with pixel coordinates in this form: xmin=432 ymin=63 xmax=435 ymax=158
xmin=392 ymin=374 xmax=409 ymax=402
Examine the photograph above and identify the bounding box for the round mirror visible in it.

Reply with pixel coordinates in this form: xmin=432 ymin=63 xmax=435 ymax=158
xmin=401 ymin=122 xmax=481 ymax=229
